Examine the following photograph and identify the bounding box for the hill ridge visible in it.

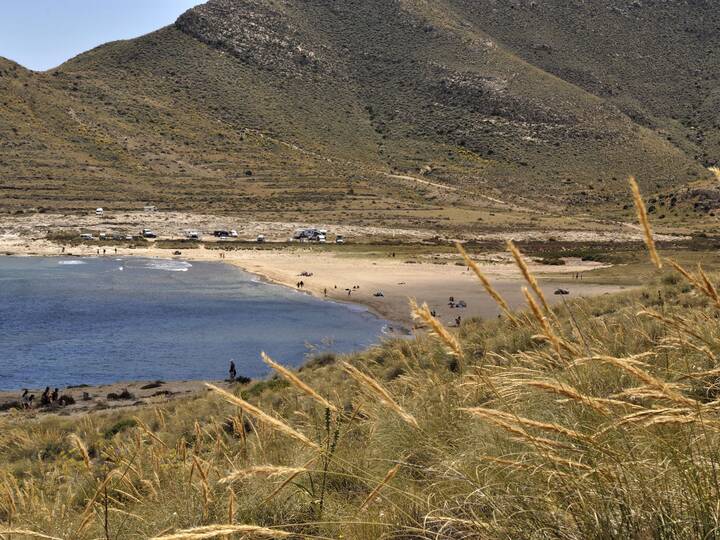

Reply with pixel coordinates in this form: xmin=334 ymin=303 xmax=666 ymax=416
xmin=0 ymin=0 xmax=716 ymax=231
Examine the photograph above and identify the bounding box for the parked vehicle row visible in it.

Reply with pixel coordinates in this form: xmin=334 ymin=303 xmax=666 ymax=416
xmin=79 ymin=227 xmax=346 ymax=243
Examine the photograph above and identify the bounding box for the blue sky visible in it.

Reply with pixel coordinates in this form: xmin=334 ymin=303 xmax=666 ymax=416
xmin=0 ymin=0 xmax=203 ymax=71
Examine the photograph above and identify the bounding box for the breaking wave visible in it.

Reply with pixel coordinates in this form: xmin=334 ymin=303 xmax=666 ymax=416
xmin=143 ymin=260 xmax=193 ymax=272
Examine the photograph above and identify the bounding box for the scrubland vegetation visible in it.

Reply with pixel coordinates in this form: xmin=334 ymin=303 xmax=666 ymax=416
xmin=4 ymin=0 xmax=718 ymax=227
xmin=2 ymin=186 xmax=720 ymax=539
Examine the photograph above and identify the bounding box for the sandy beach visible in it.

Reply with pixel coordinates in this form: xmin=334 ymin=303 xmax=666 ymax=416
xmin=0 ymin=235 xmax=629 ymax=326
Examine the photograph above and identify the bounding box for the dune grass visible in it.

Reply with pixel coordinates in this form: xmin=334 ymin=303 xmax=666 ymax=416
xmin=4 ymin=186 xmax=720 ymax=538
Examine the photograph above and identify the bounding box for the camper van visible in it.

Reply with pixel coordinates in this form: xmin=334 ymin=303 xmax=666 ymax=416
xmin=293 ymin=228 xmax=328 ymax=242
xmin=293 ymin=228 xmax=316 ymax=241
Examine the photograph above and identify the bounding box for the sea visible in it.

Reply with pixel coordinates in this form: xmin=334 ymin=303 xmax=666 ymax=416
xmin=0 ymin=256 xmax=387 ymax=390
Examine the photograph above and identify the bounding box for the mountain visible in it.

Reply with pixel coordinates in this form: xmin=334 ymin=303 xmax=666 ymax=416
xmin=0 ymin=0 xmax=717 ymax=227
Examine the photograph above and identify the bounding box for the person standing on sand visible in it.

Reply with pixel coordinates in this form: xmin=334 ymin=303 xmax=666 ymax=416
xmin=324 ymin=288 xmax=327 ymax=297
xmin=21 ymin=390 xmax=34 ymax=410
xmin=51 ymin=388 xmax=59 ymax=403
xmin=40 ymin=387 xmax=51 ymax=406
xmin=229 ymin=360 xmax=237 ymax=381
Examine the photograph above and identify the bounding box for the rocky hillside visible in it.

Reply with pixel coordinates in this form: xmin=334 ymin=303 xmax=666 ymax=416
xmin=446 ymin=0 xmax=720 ymax=167
xmin=0 ymin=0 xmax=716 ymax=225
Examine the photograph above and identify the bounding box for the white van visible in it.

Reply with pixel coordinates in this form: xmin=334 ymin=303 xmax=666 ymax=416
xmin=95 ymin=208 xmax=104 ymax=216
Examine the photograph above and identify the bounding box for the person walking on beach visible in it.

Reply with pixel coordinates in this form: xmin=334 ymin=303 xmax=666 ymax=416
xmin=229 ymin=360 xmax=237 ymax=381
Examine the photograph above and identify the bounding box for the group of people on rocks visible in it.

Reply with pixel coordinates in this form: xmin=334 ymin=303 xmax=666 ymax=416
xmin=20 ymin=386 xmax=72 ymax=410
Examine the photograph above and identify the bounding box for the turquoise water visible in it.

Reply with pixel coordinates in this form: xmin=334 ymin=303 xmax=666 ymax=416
xmin=0 ymin=256 xmax=386 ymax=390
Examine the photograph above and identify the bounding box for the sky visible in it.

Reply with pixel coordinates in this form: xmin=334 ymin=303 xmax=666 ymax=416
xmin=0 ymin=0 xmax=203 ymax=71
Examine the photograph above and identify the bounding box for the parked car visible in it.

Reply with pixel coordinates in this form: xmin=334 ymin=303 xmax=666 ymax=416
xmin=95 ymin=208 xmax=104 ymax=216
xmin=213 ymin=230 xmax=230 ymax=238
xmin=141 ymin=229 xmax=157 ymax=239
xmin=335 ymin=235 xmax=345 ymax=244
xmin=256 ymin=235 xmax=266 ymax=243
xmin=230 ymin=230 xmax=238 ymax=238
xmin=80 ymin=233 xmax=94 ymax=240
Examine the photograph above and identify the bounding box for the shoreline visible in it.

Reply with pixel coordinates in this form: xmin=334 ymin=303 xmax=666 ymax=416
xmin=2 ymin=243 xmax=410 ymax=332
xmin=233 ymin=257 xmax=409 ymax=333
xmin=0 ymin=237 xmax=632 ymax=401
xmin=0 ymin=239 xmax=627 ymax=327
xmin=0 ymin=378 xmax=236 ymax=417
